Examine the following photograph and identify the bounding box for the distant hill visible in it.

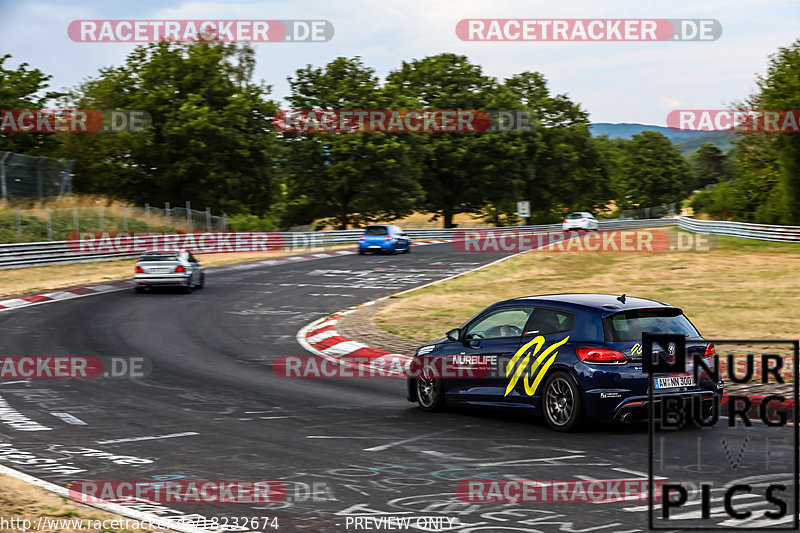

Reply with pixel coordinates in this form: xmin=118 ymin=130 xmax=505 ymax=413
xmin=590 ymin=122 xmax=737 ymax=155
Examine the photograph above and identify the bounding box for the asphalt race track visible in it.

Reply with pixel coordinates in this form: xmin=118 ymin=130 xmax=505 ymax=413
xmin=0 ymin=243 xmax=795 ymax=532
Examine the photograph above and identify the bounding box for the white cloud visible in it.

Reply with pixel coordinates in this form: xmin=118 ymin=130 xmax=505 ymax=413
xmin=1 ymin=0 xmax=797 ymax=124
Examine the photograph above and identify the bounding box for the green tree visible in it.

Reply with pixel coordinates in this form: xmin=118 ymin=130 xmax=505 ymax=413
xmin=505 ymin=71 xmax=611 ymax=223
xmin=757 ymin=39 xmax=800 ymax=224
xmin=617 ymin=131 xmax=691 ymax=208
xmin=281 ymin=57 xmax=423 ymax=229
xmin=58 ymin=41 xmax=279 ymax=215
xmin=688 ymin=143 xmax=727 ymax=189
xmin=385 ymin=54 xmax=528 ymax=228
xmin=0 ymin=54 xmax=64 ymax=155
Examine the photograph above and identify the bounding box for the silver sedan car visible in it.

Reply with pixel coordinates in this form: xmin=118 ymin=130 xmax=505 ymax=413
xmin=134 ymin=250 xmax=205 ymax=293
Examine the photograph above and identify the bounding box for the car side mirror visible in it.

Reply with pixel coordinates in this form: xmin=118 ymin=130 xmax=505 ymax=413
xmin=446 ymin=328 xmax=462 ymax=342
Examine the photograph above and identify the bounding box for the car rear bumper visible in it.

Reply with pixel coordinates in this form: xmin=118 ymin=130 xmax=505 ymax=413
xmin=609 ymin=391 xmax=722 ymax=422
xmin=359 ymin=242 xmax=395 ymax=252
xmin=134 ymin=275 xmax=190 ymax=286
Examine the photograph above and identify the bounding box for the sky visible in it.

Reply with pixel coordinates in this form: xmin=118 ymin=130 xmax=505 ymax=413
xmin=1 ymin=0 xmax=798 ymax=126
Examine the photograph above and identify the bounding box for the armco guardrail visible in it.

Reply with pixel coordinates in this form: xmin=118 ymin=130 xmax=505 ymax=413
xmin=676 ymin=216 xmax=800 ymax=243
xmin=0 ymin=218 xmax=675 ymax=270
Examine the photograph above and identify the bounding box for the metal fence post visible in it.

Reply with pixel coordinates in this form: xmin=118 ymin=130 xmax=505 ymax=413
xmin=0 ymin=152 xmax=10 ymax=202
xmin=36 ymin=157 xmax=45 ymax=201
xmin=165 ymin=202 xmax=171 ymax=229
xmin=73 ymin=206 xmax=79 ymax=232
xmin=123 ymin=206 xmax=128 ymax=230
xmin=59 ymin=160 xmax=74 ymax=198
xmin=186 ymin=201 xmax=192 ymax=232
xmin=205 ymin=207 xmax=212 ymax=232
xmin=15 ymin=208 xmax=22 ymax=242
xmin=46 ymin=207 xmax=53 ymax=241
xmin=99 ymin=205 xmax=104 ymax=231
xmin=145 ymin=203 xmax=151 ymax=231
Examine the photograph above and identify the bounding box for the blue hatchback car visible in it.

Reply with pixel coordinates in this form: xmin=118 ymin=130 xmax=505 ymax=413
xmin=358 ymin=224 xmax=411 ymax=254
xmin=407 ymin=293 xmax=723 ymax=431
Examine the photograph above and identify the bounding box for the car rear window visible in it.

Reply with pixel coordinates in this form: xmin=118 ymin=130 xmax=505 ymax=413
xmin=364 ymin=226 xmax=389 ymax=236
xmin=566 ymin=213 xmax=583 ymax=219
xmin=603 ymin=309 xmax=700 ymax=342
xmin=139 ymin=254 xmax=179 ymax=262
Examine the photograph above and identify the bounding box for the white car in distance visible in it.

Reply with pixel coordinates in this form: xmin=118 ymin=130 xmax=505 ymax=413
xmin=562 ymin=212 xmax=599 ymax=231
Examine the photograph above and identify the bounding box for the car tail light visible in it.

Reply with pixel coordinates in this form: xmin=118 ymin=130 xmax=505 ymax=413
xmin=576 ymin=346 xmax=628 ymax=364
xmin=563 ymin=219 xmax=567 ymax=223
xmin=174 ymin=265 xmax=185 ymax=273
xmin=580 ymin=218 xmax=586 ymax=222
xmin=359 ymin=235 xmax=365 ymax=241
xmin=704 ymin=343 xmax=716 ymax=358
xmin=135 ymin=266 xmax=144 ymax=273
xmin=385 ymin=235 xmax=392 ymax=241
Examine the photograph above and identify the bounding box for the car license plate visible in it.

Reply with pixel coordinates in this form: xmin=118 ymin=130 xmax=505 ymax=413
xmin=150 ymin=267 xmax=170 ymax=273
xmin=654 ymin=375 xmax=695 ymax=389
xmin=368 ymin=245 xmax=381 ymax=249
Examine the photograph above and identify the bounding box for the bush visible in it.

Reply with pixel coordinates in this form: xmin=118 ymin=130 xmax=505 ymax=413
xmin=226 ymin=213 xmax=280 ymax=231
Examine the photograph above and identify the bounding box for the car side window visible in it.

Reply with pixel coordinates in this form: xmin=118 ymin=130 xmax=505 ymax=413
xmin=523 ymin=308 xmax=576 ymax=336
xmin=464 ymin=307 xmax=533 ymax=340
xmin=188 ymin=253 xmax=196 ymax=263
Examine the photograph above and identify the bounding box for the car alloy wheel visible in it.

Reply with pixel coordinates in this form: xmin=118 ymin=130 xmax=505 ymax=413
xmin=416 ymin=367 xmax=446 ymax=412
xmin=543 ymin=372 xmax=583 ymax=431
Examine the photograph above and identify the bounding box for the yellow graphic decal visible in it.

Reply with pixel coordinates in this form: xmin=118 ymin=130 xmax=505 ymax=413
xmin=631 ymin=343 xmax=643 ymax=356
xmin=505 ymin=335 xmax=570 ymax=397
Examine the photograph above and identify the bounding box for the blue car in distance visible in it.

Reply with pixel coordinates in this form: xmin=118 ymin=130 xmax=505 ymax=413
xmin=407 ymin=293 xmax=723 ymax=431
xmin=358 ymin=224 xmax=411 ymax=254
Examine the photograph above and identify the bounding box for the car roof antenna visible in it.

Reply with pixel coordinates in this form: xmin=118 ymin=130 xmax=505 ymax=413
xmin=617 ymin=293 xmax=626 ymax=304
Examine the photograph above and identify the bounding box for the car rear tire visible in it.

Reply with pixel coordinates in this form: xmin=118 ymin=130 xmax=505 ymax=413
xmin=416 ymin=372 xmax=446 ymax=412
xmin=134 ymin=286 xmax=145 ymax=294
xmin=542 ymin=371 xmax=584 ymax=431
xmin=358 ymin=250 xmax=365 ymax=255
xmin=182 ymin=280 xmax=193 ymax=294
xmin=197 ymin=273 xmax=205 ymax=289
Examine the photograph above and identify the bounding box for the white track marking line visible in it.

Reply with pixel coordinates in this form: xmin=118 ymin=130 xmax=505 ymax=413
xmin=611 ymin=467 xmax=667 ymax=480
xmin=476 ymin=455 xmax=585 ymax=467
xmin=94 ymin=431 xmax=198 ymax=444
xmin=306 ymin=435 xmax=532 ymax=441
xmin=50 ymin=412 xmax=87 ymax=425
xmin=363 ymin=428 xmax=461 ymax=452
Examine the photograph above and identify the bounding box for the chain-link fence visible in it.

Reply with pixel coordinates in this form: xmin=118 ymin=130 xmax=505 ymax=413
xmin=0 ymin=201 xmax=228 ymax=243
xmin=619 ymin=202 xmax=678 ymax=220
xmin=0 ymin=151 xmax=74 ymax=201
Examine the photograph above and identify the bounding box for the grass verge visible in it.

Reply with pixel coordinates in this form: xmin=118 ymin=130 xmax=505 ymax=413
xmin=0 ymin=473 xmax=159 ymax=532
xmin=376 ymin=232 xmax=800 ymax=342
